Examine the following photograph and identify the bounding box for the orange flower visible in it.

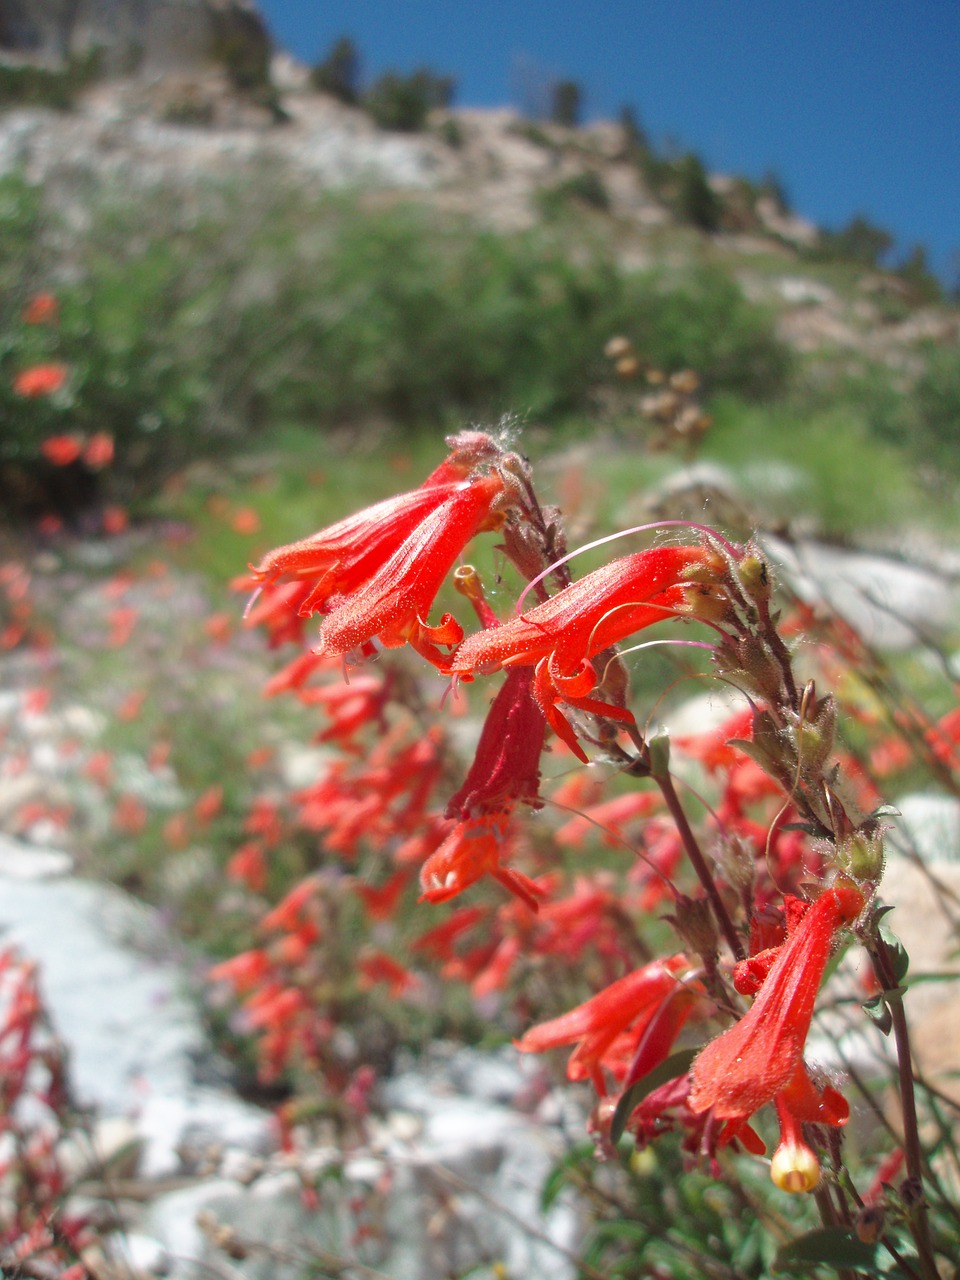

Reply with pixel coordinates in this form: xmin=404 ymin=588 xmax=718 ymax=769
xmin=101 ymin=506 xmax=129 ymax=535
xmin=248 ymin=431 xmax=501 ymax=618
xmin=689 ymin=884 xmax=864 ymax=1124
xmin=14 ymin=363 xmax=68 ymax=398
xmin=689 ymin=883 xmax=864 ymax=1187
xmin=357 ymin=949 xmax=417 ymax=996
xmin=419 ymin=811 xmax=544 ymax=911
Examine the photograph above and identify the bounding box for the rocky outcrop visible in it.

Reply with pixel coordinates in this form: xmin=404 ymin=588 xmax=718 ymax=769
xmin=0 ymin=0 xmax=271 ymax=77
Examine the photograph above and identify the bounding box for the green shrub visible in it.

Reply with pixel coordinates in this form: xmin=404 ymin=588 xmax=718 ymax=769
xmin=364 ymin=68 xmax=455 ymax=132
xmin=672 ymin=153 xmax=723 ymax=232
xmin=550 ymin=79 xmax=582 ymax=127
xmin=0 ymin=175 xmax=791 ymax=514
xmin=0 ymin=50 xmax=102 ymax=111
xmin=536 ymin=170 xmax=611 ymax=218
xmin=309 ymin=36 xmax=361 ymax=104
xmin=815 ymin=214 xmax=894 ymax=268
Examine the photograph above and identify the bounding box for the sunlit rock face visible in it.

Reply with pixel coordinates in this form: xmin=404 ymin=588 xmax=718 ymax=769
xmin=0 ymin=0 xmax=271 ymax=76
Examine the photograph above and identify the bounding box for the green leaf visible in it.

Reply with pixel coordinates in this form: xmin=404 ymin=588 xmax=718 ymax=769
xmin=878 ymin=921 xmax=910 ymax=983
xmin=862 ymin=992 xmax=893 ymax=1035
xmin=539 ymin=1142 xmax=593 ymax=1212
xmin=772 ymin=1226 xmax=882 ymax=1273
xmin=610 ymin=1048 xmax=697 ymax=1144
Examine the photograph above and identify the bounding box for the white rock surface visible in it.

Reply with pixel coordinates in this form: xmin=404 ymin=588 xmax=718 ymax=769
xmin=0 ymin=867 xmax=272 ymax=1175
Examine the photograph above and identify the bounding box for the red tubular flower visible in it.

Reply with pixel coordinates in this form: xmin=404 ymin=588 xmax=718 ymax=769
xmin=316 ymin=471 xmax=506 ymax=666
xmin=449 ymin=545 xmax=725 ymax=761
xmin=446 ymin=666 xmax=546 ymax=819
xmin=247 ymin=431 xmax=502 ymax=618
xmin=515 ymin=955 xmax=701 ymax=1095
xmin=689 ymin=883 xmax=864 ymax=1129
xmin=419 ymin=810 xmax=545 ymax=911
xmin=419 ymin=666 xmax=549 ymax=908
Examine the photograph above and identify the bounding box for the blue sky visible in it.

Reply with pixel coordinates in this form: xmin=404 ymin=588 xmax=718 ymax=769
xmin=258 ymin=1 xmax=958 ymax=285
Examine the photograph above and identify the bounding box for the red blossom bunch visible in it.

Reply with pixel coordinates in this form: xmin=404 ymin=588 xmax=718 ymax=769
xmin=0 ymin=948 xmax=94 ymax=1276
xmin=218 ymin=430 xmax=946 ymax=1269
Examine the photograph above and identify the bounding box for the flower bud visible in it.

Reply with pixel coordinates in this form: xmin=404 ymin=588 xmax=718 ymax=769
xmin=855 ymin=1204 xmax=885 ymax=1245
xmin=835 ymin=828 xmax=885 ymax=884
xmin=736 ymin=552 xmax=772 ymax=604
xmin=666 ymin=894 xmax=718 ymax=961
xmin=770 ymin=1138 xmax=821 ymax=1193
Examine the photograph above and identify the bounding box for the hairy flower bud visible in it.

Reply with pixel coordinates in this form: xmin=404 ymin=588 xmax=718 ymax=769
xmin=835 ymin=828 xmax=886 ymax=883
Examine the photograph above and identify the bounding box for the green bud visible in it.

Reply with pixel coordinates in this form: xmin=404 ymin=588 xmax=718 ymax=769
xmin=834 ymin=828 xmax=885 ymax=883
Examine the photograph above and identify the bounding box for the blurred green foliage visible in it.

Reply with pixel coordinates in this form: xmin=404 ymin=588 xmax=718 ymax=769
xmin=0 ymin=170 xmax=791 ymax=509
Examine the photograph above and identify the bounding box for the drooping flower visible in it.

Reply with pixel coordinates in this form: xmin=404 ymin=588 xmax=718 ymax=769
xmin=247 ymin=430 xmax=502 ymax=619
xmin=445 ymin=665 xmax=546 ymax=820
xmin=419 ymin=666 xmax=549 ymax=909
xmin=316 ymin=471 xmax=506 ymax=666
xmin=688 ymin=884 xmax=863 ymax=1124
xmin=515 ymin=954 xmax=702 ymax=1096
xmin=419 ymin=810 xmax=545 ymax=911
xmin=449 ymin=544 xmax=726 ymax=761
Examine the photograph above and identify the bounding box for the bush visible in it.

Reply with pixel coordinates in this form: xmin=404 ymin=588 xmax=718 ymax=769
xmin=309 ymin=35 xmax=361 ymax=104
xmin=364 ymin=67 xmax=455 ymax=132
xmin=550 ymin=78 xmax=582 ymax=127
xmin=0 ymin=175 xmax=791 ymax=515
xmin=0 ymin=49 xmax=102 ymax=110
xmin=816 ymin=214 xmax=894 ymax=268
xmin=536 ymin=170 xmax=611 ymax=217
xmin=672 ymin=153 xmax=723 ymax=232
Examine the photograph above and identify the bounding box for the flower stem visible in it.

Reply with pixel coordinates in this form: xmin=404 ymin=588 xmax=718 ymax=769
xmin=652 ymin=766 xmax=745 ymax=962
xmin=871 ymin=935 xmax=941 ymax=1280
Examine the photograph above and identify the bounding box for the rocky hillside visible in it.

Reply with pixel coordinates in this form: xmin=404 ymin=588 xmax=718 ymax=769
xmin=0 ymin=43 xmax=955 ymax=375
xmin=0 ymin=0 xmax=269 ymax=74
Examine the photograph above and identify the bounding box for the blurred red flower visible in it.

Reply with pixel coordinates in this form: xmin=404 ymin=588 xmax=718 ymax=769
xmin=14 ymin=363 xmax=68 ymax=398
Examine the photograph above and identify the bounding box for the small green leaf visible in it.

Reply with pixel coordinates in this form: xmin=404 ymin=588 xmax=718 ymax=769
xmin=870 ymin=803 xmax=901 ymax=819
xmin=862 ymin=992 xmax=893 ymax=1035
xmin=878 ymin=921 xmax=910 ymax=983
xmin=772 ymin=1226 xmax=882 ymax=1273
xmin=610 ymin=1048 xmax=697 ymax=1144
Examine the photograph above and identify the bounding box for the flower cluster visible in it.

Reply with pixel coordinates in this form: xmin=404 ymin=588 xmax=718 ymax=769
xmin=222 ymin=430 xmax=911 ymax=1222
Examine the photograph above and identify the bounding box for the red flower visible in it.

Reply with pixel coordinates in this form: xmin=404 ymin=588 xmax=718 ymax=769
xmin=248 ymin=431 xmax=502 ymax=618
xmin=446 ymin=666 xmax=546 ymax=820
xmin=83 ymin=431 xmax=114 ymax=469
xmin=419 ymin=811 xmax=545 ymax=911
xmin=689 ymin=883 xmax=864 ymax=1187
xmin=40 ymin=434 xmax=83 ymax=466
xmin=14 ymin=363 xmax=68 ymax=398
xmin=316 ymin=471 xmax=506 ymax=666
xmin=22 ymin=293 xmax=59 ymax=325
xmin=516 ymin=955 xmax=702 ymax=1095
xmin=449 ymin=545 xmax=725 ymax=761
